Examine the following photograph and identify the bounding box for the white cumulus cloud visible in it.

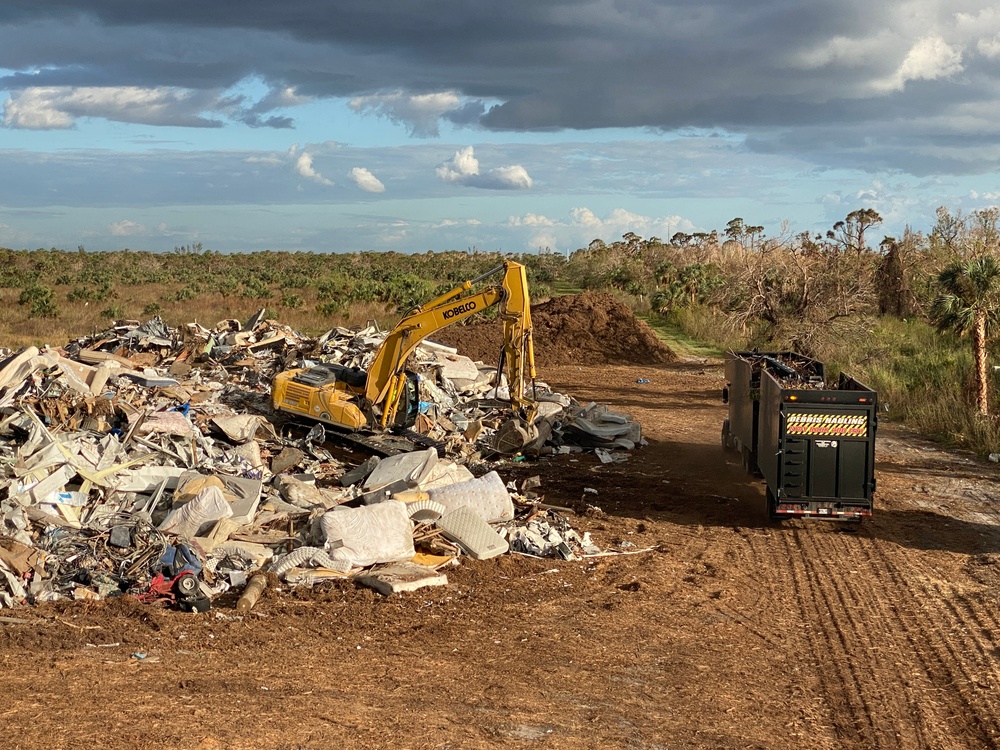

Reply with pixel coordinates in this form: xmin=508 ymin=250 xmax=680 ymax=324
xmin=569 ymin=207 xmax=693 ymax=242
xmin=436 ymin=146 xmax=480 ymax=182
xmin=875 ymin=36 xmax=964 ymax=92
xmin=970 ymin=190 xmax=1000 ymax=201
xmin=294 ymin=151 xmax=333 ymax=185
xmin=570 ymin=207 xmax=603 ymax=229
xmin=490 ymin=165 xmax=533 ymax=190
xmin=348 ymin=166 xmax=385 ymax=193
xmin=110 ymin=219 xmax=146 ymax=236
xmin=508 ymin=213 xmax=554 ymax=227
xmin=504 ymin=207 xmax=695 ymax=254
xmin=244 ymin=153 xmax=286 ymax=166
xmin=436 ymin=146 xmax=533 ymax=190
xmin=977 ymin=33 xmax=1000 ymax=59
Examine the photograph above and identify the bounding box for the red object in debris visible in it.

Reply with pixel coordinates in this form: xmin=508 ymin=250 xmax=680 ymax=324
xmin=135 ymin=572 xmax=179 ymax=605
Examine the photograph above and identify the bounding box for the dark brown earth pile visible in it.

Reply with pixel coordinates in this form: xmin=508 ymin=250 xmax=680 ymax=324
xmin=432 ymin=291 xmax=675 ymax=367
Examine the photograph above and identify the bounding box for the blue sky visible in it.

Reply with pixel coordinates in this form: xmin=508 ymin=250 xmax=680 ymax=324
xmin=3 ymin=1 xmax=1000 ymax=254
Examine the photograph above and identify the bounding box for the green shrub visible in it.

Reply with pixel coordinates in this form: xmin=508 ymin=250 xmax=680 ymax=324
xmin=280 ymin=293 xmax=304 ymax=309
xmin=318 ymin=300 xmax=342 ymax=317
xmin=240 ymin=279 xmax=273 ymax=300
xmin=18 ymin=283 xmax=60 ymax=319
xmin=172 ymin=284 xmax=201 ymax=302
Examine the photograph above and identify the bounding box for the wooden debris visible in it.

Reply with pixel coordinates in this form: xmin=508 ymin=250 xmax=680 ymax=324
xmin=236 ymin=574 xmax=267 ymax=612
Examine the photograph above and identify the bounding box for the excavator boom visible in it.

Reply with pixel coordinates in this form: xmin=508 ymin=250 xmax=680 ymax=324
xmin=273 ymin=260 xmax=537 ymax=447
xmin=366 ymin=261 xmax=536 ymax=426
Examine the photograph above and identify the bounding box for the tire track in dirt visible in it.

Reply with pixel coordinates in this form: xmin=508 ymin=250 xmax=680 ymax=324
xmin=785 ymin=524 xmax=1000 ymax=750
xmin=945 ymin=588 xmax=1000 ymax=661
xmin=779 ymin=527 xmax=901 ymax=749
xmin=849 ymin=536 xmax=1000 ymax=748
xmin=739 ymin=527 xmax=806 ymax=640
xmin=797 ymin=528 xmax=948 ymax=749
xmin=740 ymin=527 xmax=843 ymax=749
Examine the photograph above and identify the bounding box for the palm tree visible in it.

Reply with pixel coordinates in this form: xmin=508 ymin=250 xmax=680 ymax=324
xmin=931 ymin=255 xmax=1000 ymax=415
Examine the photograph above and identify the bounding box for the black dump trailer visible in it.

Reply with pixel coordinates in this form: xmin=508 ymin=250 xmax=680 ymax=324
xmin=722 ymin=351 xmax=877 ymax=521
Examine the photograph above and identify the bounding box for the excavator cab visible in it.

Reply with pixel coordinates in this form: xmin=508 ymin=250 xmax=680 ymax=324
xmin=273 ymin=361 xmax=420 ymax=436
xmin=289 ymin=363 xmax=368 ymax=390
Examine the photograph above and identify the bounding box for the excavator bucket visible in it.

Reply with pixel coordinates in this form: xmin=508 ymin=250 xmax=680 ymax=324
xmin=492 ymin=417 xmax=539 ymax=455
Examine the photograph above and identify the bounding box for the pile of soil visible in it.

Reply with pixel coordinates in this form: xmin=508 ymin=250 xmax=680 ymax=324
xmin=432 ymin=291 xmax=675 ymax=367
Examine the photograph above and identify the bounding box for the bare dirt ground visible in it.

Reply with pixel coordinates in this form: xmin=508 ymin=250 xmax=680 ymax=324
xmin=4 ymin=359 xmax=1000 ymax=750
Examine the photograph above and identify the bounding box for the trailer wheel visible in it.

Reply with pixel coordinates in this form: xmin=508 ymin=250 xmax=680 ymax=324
xmin=766 ymin=487 xmax=782 ymax=522
xmin=721 ymin=419 xmax=732 ymax=451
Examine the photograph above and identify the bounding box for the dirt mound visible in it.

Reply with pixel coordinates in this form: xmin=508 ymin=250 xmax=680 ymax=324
xmin=432 ymin=291 xmax=675 ymax=367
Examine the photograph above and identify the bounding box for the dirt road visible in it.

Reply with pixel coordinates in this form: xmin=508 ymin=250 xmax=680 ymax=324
xmin=3 ymin=361 xmax=1000 ymax=749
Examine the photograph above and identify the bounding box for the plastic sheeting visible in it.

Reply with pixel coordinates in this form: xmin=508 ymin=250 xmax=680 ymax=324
xmin=159 ymin=485 xmax=233 ymax=538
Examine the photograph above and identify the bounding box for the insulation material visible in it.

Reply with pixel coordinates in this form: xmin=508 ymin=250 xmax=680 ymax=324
xmin=319 ymin=500 xmax=414 ymax=568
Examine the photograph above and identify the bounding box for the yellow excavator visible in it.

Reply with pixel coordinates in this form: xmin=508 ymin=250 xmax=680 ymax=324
xmin=271 ymin=260 xmax=538 ymax=453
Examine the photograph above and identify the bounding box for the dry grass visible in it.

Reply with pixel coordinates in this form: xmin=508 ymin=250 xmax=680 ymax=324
xmin=0 ymin=287 xmax=404 ymax=349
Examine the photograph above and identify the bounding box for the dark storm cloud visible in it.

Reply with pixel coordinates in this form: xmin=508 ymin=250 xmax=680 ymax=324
xmin=2 ymin=2 xmax=1000 ymax=172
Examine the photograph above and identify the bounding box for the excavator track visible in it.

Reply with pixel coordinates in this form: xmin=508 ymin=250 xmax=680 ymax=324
xmin=281 ymin=417 xmax=446 ymax=458
xmin=338 ymin=429 xmax=445 ymax=457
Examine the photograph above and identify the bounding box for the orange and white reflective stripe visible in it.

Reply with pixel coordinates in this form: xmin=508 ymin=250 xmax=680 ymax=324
xmin=785 ymin=412 xmax=867 ymax=437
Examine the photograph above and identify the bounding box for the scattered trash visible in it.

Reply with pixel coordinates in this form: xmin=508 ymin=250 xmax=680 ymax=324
xmin=0 ymin=310 xmax=646 ymax=609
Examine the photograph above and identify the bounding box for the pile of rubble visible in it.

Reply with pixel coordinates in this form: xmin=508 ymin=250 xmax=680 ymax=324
xmin=0 ymin=310 xmax=645 ymax=611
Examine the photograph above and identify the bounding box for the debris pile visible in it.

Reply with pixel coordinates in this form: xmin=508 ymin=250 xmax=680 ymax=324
xmin=298 ymin=322 xmax=644 ymax=454
xmin=0 ymin=306 xmax=647 ymax=610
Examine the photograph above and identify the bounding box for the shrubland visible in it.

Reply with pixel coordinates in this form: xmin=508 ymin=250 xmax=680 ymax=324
xmin=4 ymin=205 xmax=1000 ymax=455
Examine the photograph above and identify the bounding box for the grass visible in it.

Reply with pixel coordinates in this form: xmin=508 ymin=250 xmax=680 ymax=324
xmin=549 ymin=280 xmax=584 ymax=296
xmin=0 ymin=286 xmax=405 ymax=349
xmin=640 ymin=314 xmax=728 ymax=360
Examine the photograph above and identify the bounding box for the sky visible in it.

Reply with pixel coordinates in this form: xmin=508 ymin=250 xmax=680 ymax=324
xmin=3 ymin=1 xmax=1000 ymax=255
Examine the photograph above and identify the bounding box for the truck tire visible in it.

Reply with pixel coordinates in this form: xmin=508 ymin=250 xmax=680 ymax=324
xmin=766 ymin=487 xmax=782 ymax=522
xmin=721 ymin=420 xmax=732 ymax=451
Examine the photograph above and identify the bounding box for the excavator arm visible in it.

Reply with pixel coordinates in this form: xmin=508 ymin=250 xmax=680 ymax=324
xmin=365 ymin=260 xmax=536 ymax=427
xmin=273 ymin=260 xmax=538 ymax=451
